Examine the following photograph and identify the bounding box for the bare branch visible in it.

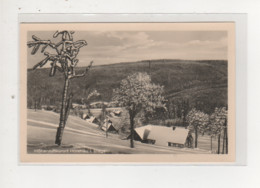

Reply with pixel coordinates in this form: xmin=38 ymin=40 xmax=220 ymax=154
xmin=57 ymin=67 xmax=63 ymax=72
xmin=85 ymin=60 xmax=94 ymax=71
xmin=32 ymin=57 xmax=49 ymax=70
xmin=71 ymin=59 xmax=79 ymax=67
xmin=53 ymin=30 xmax=74 ymax=41
xmin=27 ymin=40 xmax=56 ymax=49
xmin=64 ymin=40 xmax=87 ymax=61
xmin=44 ymin=52 xmax=59 ymax=60
xmin=73 ymin=40 xmax=87 ymax=49
xmin=27 ymin=35 xmax=57 ymax=55
xmin=32 ymin=35 xmax=41 ymax=41
xmin=41 ymin=44 xmax=48 ymax=53
xmin=70 ymin=61 xmax=93 ymax=79
xmin=32 ymin=52 xmax=60 ymax=70
xmin=49 ymin=64 xmax=57 ymax=77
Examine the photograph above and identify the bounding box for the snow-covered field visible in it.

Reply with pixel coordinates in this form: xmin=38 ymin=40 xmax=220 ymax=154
xmin=27 ymin=109 xmax=218 ymax=154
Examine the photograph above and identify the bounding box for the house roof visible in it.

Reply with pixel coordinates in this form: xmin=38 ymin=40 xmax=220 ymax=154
xmin=90 ymin=101 xmax=108 ymax=106
xmin=113 ymin=110 xmax=121 ymax=115
xmin=104 ymin=118 xmax=112 ymax=124
xmin=86 ymin=116 xmax=99 ymax=123
xmin=134 ymin=125 xmax=189 ymax=145
xmin=134 ymin=125 xmax=152 ymax=140
xmin=102 ymin=122 xmax=116 ymax=131
xmin=82 ymin=113 xmax=90 ymax=119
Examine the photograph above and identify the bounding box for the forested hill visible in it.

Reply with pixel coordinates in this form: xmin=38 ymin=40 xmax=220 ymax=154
xmin=27 ymin=59 xmax=227 ymax=114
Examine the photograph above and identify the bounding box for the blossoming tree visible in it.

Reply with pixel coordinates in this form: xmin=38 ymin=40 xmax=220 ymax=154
xmin=113 ymin=72 xmax=166 ymax=148
xmin=186 ymin=108 xmax=209 ymax=148
xmin=208 ymin=107 xmax=227 ymax=154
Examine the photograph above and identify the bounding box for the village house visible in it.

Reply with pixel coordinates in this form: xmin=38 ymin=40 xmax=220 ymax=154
xmin=113 ymin=110 xmax=121 ymax=116
xmin=101 ymin=119 xmax=118 ymax=133
xmin=128 ymin=125 xmax=192 ymax=148
xmin=72 ymin=103 xmax=86 ymax=109
xmin=85 ymin=116 xmax=100 ymax=124
xmin=82 ymin=113 xmax=90 ymax=120
xmin=90 ymin=101 xmax=108 ymax=109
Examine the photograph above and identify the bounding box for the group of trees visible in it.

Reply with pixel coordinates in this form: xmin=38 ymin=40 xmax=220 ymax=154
xmin=27 ymin=59 xmax=227 ymax=112
xmin=166 ymin=99 xmax=190 ymax=120
xmin=27 ymin=76 xmax=61 ymax=110
xmin=186 ymin=107 xmax=228 ymax=154
xmin=113 ymin=72 xmax=228 ymax=153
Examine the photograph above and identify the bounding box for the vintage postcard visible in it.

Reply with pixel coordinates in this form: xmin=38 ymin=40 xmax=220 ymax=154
xmin=20 ymin=23 xmax=235 ymax=163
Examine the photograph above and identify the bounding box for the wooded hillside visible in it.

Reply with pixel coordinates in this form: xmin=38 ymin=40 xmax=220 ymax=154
xmin=27 ymin=59 xmax=227 ymax=114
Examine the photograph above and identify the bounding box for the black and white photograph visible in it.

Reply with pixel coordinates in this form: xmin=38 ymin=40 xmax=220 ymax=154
xmin=20 ymin=23 xmax=235 ymax=162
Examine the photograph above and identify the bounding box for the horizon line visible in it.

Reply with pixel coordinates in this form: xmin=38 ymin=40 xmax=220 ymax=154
xmin=27 ymin=58 xmax=228 ymax=69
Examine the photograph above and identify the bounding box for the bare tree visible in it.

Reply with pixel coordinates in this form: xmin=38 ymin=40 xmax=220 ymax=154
xmin=27 ymin=30 xmax=93 ymax=145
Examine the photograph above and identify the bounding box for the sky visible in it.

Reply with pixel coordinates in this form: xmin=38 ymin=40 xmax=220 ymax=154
xmin=27 ymin=30 xmax=227 ymax=68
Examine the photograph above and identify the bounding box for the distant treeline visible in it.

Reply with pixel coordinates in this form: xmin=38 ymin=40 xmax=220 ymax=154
xmin=27 ymin=59 xmax=227 ymax=115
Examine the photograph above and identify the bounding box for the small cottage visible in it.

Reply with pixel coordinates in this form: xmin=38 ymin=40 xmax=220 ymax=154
xmin=86 ymin=116 xmax=99 ymax=124
xmin=101 ymin=119 xmax=118 ymax=133
xmin=128 ymin=125 xmax=191 ymax=148
xmin=82 ymin=113 xmax=90 ymax=120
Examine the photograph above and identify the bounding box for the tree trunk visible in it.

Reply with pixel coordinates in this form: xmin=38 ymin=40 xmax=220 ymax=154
xmin=226 ymin=127 xmax=228 ymax=154
xmin=130 ymin=113 xmax=135 ymax=148
xmin=106 ymin=117 xmax=108 ymax=138
xmin=55 ymin=78 xmax=70 ymax=146
xmin=64 ymin=93 xmax=73 ymax=125
xmin=182 ymin=110 xmax=185 ymax=127
xmin=211 ymin=136 xmax=213 ymax=152
xmin=34 ymin=100 xmax=37 ymax=111
xmin=174 ymin=106 xmax=177 ymax=119
xmin=87 ymin=106 xmax=91 ymax=115
xmin=195 ymin=128 xmax=198 ymax=148
xmin=217 ymin=133 xmax=221 ymax=154
xmin=224 ymin=119 xmax=228 ymax=154
xmin=222 ymin=129 xmax=226 ymax=154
